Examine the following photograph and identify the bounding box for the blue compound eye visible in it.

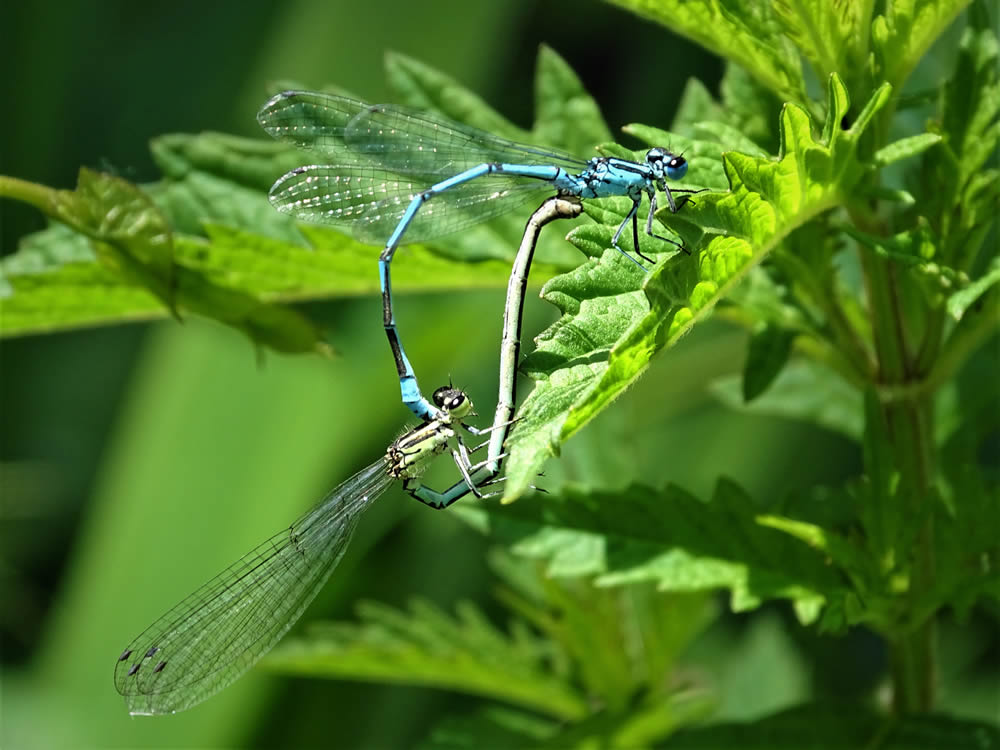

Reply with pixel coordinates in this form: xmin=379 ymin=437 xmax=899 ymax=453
xmin=666 ymin=156 xmax=688 ymax=180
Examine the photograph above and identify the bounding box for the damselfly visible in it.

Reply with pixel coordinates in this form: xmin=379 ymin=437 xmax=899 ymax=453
xmin=115 ymin=386 xmax=491 ymax=715
xmin=257 ymin=92 xmax=697 ymax=423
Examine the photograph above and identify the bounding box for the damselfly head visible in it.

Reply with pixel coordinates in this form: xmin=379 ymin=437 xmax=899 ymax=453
xmin=432 ymin=386 xmax=473 ymax=419
xmin=646 ymin=148 xmax=688 ymax=181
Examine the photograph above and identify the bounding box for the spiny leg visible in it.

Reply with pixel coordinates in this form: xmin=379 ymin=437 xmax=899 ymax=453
xmin=665 ymin=186 xmax=707 ymax=212
xmin=610 ymin=199 xmax=649 ymax=271
xmin=644 ymin=193 xmax=689 ymax=255
xmin=631 ymin=204 xmax=656 ymax=263
xmin=477 ymin=473 xmax=548 ymax=499
xmin=402 ymin=422 xmax=502 ymax=508
xmin=404 ymin=460 xmax=498 ymax=509
xmin=452 ymin=446 xmax=484 ymax=499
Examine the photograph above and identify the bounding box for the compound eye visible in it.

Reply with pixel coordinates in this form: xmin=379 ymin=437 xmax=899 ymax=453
xmin=666 ymin=155 xmax=688 ymax=180
xmin=432 ymin=386 xmax=466 ymax=412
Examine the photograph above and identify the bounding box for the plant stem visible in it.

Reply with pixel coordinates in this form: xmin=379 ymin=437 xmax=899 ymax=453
xmin=0 ymin=174 xmax=57 ymax=214
xmin=884 ymin=396 xmax=937 ymax=713
xmin=861 ymin=249 xmax=938 ymax=713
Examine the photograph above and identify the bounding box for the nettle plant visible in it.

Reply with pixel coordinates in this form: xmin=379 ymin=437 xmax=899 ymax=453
xmin=2 ymin=0 xmax=997 ymax=745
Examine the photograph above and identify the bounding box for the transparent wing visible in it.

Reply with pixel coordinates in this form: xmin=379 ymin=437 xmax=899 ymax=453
xmin=341 ymin=100 xmax=588 ymax=173
xmin=257 ymin=90 xmax=588 ymax=178
xmin=114 ymin=458 xmax=394 ymax=715
xmin=268 ymin=164 xmax=553 ymax=244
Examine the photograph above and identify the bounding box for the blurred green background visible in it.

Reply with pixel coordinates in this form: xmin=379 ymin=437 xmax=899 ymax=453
xmin=2 ymin=2 xmax=995 ymax=748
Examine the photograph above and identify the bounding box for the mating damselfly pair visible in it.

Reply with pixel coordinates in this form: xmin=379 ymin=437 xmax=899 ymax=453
xmin=257 ymin=91 xmax=698 ymax=422
xmin=113 ymin=89 xmax=695 ymax=714
xmin=113 ymin=198 xmax=583 ymax=716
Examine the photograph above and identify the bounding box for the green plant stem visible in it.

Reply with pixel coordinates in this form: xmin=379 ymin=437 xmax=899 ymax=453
xmin=914 ymin=305 xmax=946 ymax=377
xmin=0 ymin=174 xmax=57 ymax=214
xmin=861 ymin=248 xmax=938 ymax=713
xmin=883 ymin=396 xmax=937 ymax=714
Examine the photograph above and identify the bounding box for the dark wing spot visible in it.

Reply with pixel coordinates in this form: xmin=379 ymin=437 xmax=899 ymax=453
xmin=118 ymin=649 xmax=133 ymax=662
xmin=128 ymin=663 xmax=140 ymax=676
xmin=153 ymin=661 xmax=167 ymax=673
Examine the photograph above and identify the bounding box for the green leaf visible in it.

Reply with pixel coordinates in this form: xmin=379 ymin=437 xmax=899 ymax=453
xmin=710 ymin=360 xmax=863 ymax=441
xmin=264 ymin=598 xmax=588 ymax=720
xmin=717 ymin=63 xmax=784 ymax=152
xmin=843 ymin=222 xmax=938 ymax=265
xmin=418 ymin=707 xmax=558 ymax=750
xmin=533 ymin=45 xmax=614 ymax=158
xmin=195 ymin=223 xmax=531 ymax=301
xmin=764 ymin=220 xmax=874 ymax=384
xmin=673 ymin=78 xmax=725 ymax=137
xmin=0 ymin=169 xmax=178 ymax=314
xmin=152 ymin=169 xmax=302 ymax=242
xmin=693 ymin=121 xmax=771 ymax=160
xmin=719 ymin=264 xmax=813 ymax=334
xmin=671 ymin=64 xmax=780 ymax=151
xmin=919 ymin=16 xmax=1000 ymax=271
xmin=491 ymin=552 xmax=713 ymax=713
xmin=3 ymin=48 xmax=602 ymax=345
xmin=941 ymin=20 xmax=1000 ymax=186
xmin=607 ymin=0 xmax=809 ymax=106
xmin=770 ymin=0 xmax=873 ymax=89
xmin=268 ymin=566 xmax=715 ymax=744
xmin=744 ymin=468 xmax=996 ymax=635
xmin=873 ymin=0 xmax=974 ymax=92
xmin=0 ymin=168 xmax=319 ymax=349
xmin=842 ymin=221 xmax=973 ymax=312
xmin=386 ymin=51 xmax=532 ymax=141
xmin=873 ymin=132 xmax=943 ymax=167
xmin=0 ymin=166 xmax=526 ymax=347
xmin=503 ymin=76 xmax=891 ymax=498
xmin=387 ymin=45 xmax=613 ymax=158
xmin=947 ymin=256 xmax=1000 ymax=320
xmin=0 ymin=162 xmax=337 ymax=350
xmin=456 ymin=479 xmax=844 ymax=623
xmin=0 ymin=242 xmax=328 ymax=352
xmin=150 ymin=131 xmax=302 ymax=195
xmin=65 ymin=170 xmax=176 ymax=304
xmin=145 ymin=142 xmax=311 ymax=251
xmin=906 ymin=461 xmax=1000 ymax=622
xmin=420 ymin=690 xmax=715 ymax=750
xmin=533 ymin=691 xmax=713 ymax=750
xmin=0 ymin=260 xmax=166 ymax=335
xmin=659 ymin=702 xmax=1000 ymax=749
xmin=385 ymin=48 xmax=598 ymax=267
xmin=754 ymin=515 xmax=868 ymax=587
xmin=742 ymin=323 xmax=796 ymax=401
